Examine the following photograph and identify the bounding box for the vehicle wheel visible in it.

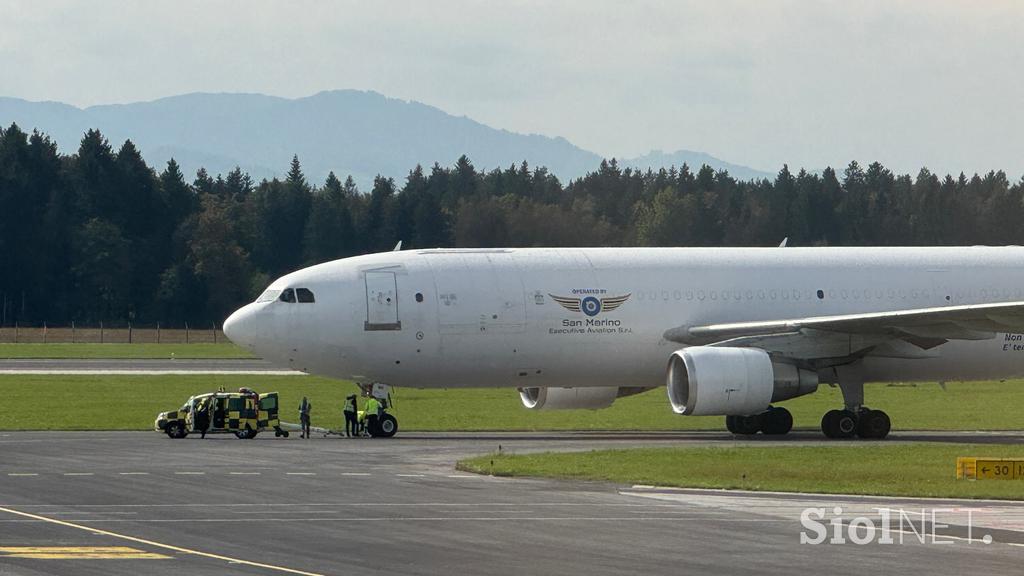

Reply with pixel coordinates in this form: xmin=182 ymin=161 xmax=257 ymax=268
xmin=732 ymin=414 xmax=761 ymax=435
xmin=856 ymin=409 xmax=891 ymax=440
xmin=761 ymin=407 xmax=793 ymax=435
xmin=235 ymin=428 xmax=258 ymax=439
xmin=725 ymin=415 xmax=738 ymax=434
xmin=374 ymin=414 xmax=398 ymax=438
xmin=822 ymin=409 xmax=857 ymax=439
xmin=165 ymin=421 xmax=186 ymax=439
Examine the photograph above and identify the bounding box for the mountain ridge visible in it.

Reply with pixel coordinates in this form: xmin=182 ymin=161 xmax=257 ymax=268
xmin=0 ymin=90 xmax=772 ymax=187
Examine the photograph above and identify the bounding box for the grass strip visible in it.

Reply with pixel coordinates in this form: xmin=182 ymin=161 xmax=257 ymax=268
xmin=458 ymin=443 xmax=1024 ymax=500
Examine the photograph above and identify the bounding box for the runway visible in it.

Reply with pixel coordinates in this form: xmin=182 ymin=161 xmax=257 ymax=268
xmin=0 ymin=432 xmax=1022 ymax=575
xmin=0 ymin=358 xmax=302 ymax=375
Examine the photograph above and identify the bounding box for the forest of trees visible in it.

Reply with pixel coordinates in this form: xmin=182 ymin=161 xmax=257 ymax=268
xmin=2 ymin=122 xmax=1023 ymax=326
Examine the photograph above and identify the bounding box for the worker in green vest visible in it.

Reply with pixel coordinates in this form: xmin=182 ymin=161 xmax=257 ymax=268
xmin=343 ymin=394 xmax=358 ymax=438
xmin=365 ymin=395 xmax=380 ymax=437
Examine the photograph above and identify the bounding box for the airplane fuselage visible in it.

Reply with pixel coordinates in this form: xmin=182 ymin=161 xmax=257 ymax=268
xmin=224 ymin=246 xmax=1024 ymax=389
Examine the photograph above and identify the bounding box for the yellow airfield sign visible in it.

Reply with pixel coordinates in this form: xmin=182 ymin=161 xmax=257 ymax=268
xmin=956 ymin=457 xmax=1024 ymax=480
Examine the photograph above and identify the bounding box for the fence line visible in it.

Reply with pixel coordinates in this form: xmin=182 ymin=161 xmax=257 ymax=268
xmin=0 ymin=324 xmax=225 ymax=344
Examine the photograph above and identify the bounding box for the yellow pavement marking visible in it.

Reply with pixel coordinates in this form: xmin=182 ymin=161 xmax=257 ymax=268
xmin=0 ymin=506 xmax=326 ymax=576
xmin=0 ymin=546 xmax=170 ymax=559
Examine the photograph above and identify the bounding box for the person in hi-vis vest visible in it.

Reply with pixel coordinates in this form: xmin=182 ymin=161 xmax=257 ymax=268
xmin=343 ymin=394 xmax=358 ymax=438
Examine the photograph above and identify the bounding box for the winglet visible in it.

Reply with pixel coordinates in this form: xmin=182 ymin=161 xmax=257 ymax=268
xmin=393 ymin=241 xmax=403 ymax=251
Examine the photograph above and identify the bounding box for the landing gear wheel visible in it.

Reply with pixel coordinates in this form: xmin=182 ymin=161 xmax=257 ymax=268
xmin=725 ymin=415 xmax=738 ymax=434
xmin=761 ymin=407 xmax=794 ymax=435
xmin=821 ymin=409 xmax=857 ymax=439
xmin=856 ymin=409 xmax=891 ymax=439
xmin=372 ymin=414 xmax=398 ymax=438
xmin=730 ymin=414 xmax=762 ymax=435
xmin=235 ymin=428 xmax=258 ymax=439
xmin=165 ymin=421 xmax=186 ymax=439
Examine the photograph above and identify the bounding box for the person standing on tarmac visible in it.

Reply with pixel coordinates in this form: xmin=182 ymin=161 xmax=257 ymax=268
xmin=299 ymin=396 xmax=312 ymax=439
xmin=343 ymin=394 xmax=358 ymax=438
xmin=194 ymin=398 xmax=210 ymax=439
xmin=365 ymin=395 xmax=380 ymax=437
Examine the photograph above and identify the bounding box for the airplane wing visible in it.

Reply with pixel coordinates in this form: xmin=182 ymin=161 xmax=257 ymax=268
xmin=663 ymin=301 xmax=1024 ymax=361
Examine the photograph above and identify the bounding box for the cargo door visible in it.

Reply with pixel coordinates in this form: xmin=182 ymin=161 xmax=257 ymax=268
xmin=433 ymin=251 xmax=525 ymax=335
xmin=365 ymin=271 xmax=401 ymax=331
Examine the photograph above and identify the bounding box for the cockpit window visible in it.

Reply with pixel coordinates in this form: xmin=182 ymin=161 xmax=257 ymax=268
xmin=279 ymin=288 xmax=297 ymax=303
xmin=256 ymin=289 xmax=282 ymax=303
xmin=262 ymin=287 xmax=314 ymax=304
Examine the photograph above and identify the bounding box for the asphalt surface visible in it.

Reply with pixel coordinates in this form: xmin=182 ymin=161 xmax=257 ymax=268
xmin=0 ymin=431 xmax=1022 ymax=576
xmin=0 ymin=358 xmax=300 ymax=375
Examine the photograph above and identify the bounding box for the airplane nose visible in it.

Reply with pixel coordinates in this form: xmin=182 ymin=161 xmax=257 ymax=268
xmin=223 ymin=305 xmax=257 ymax=348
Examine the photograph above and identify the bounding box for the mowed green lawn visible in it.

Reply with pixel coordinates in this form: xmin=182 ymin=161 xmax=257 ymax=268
xmin=0 ymin=375 xmax=1021 ymax=431
xmin=458 ymin=444 xmax=1024 ymax=500
xmin=0 ymin=343 xmax=253 ymax=359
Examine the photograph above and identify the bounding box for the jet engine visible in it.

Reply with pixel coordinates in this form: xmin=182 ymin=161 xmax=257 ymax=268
xmin=518 ymin=386 xmax=651 ymax=410
xmin=666 ymin=346 xmax=818 ymax=416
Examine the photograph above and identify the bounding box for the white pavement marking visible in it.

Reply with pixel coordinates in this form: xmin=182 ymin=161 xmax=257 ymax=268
xmin=340 ymin=473 xmax=371 ymax=476
xmin=174 ymin=472 xmax=205 ymax=476
xmin=0 ymin=505 xmax=326 ymax=576
xmin=396 ymin=474 xmax=426 ymax=478
xmin=286 ymin=473 xmax=316 ymax=476
xmin=229 ymin=472 xmax=261 ymax=475
xmin=119 ymin=472 xmax=149 ymax=476
xmin=7 ymin=473 xmax=38 ymax=477
xmin=63 ymin=473 xmax=94 ymax=476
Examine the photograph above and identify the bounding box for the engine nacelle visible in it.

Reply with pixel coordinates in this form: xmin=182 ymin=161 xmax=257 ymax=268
xmin=519 ymin=386 xmax=643 ymax=410
xmin=666 ymin=346 xmax=818 ymax=416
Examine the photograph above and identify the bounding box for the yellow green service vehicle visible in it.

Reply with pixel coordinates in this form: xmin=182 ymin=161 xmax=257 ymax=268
xmin=155 ymin=389 xmax=289 ymax=439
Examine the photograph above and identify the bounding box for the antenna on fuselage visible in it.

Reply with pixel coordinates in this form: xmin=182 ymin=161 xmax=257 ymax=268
xmin=393 ymin=241 xmax=403 ymax=251
xmin=778 ymin=237 xmax=788 ymax=247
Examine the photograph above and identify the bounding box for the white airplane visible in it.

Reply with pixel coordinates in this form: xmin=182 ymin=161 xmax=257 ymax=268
xmin=223 ymin=246 xmax=1024 ymax=440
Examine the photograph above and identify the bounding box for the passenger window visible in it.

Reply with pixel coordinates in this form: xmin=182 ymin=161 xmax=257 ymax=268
xmin=279 ymin=288 xmax=297 ymax=303
xmin=296 ymin=288 xmax=315 ymax=303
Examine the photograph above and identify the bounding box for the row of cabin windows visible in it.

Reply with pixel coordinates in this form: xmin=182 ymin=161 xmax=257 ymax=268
xmin=256 ymin=288 xmax=315 ymax=304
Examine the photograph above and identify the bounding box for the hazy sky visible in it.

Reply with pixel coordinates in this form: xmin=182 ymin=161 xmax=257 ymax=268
xmin=2 ymin=0 xmax=1021 ymax=177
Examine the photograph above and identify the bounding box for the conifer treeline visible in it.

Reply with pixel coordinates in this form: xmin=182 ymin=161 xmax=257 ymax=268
xmin=1 ymin=123 xmax=1021 ymax=324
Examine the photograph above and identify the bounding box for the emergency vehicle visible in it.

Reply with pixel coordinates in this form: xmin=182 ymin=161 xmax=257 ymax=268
xmin=155 ymin=389 xmax=288 ymax=439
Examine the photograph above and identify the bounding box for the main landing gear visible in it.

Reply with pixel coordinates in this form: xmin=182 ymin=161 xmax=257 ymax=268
xmin=725 ymin=406 xmax=794 ymax=436
xmin=820 ymin=408 xmax=890 ymax=439
xmin=820 ymin=362 xmax=891 ymax=440
xmin=726 ymin=362 xmax=892 ymax=440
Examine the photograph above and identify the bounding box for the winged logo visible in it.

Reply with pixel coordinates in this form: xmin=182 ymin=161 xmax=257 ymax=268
xmin=549 ymin=293 xmax=631 ymax=317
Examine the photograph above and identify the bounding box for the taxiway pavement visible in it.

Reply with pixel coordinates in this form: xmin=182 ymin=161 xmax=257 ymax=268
xmin=0 ymin=431 xmax=1021 ymax=575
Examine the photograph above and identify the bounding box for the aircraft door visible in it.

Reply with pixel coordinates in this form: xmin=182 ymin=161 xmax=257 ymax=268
xmin=365 ymin=271 xmax=401 ymax=331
